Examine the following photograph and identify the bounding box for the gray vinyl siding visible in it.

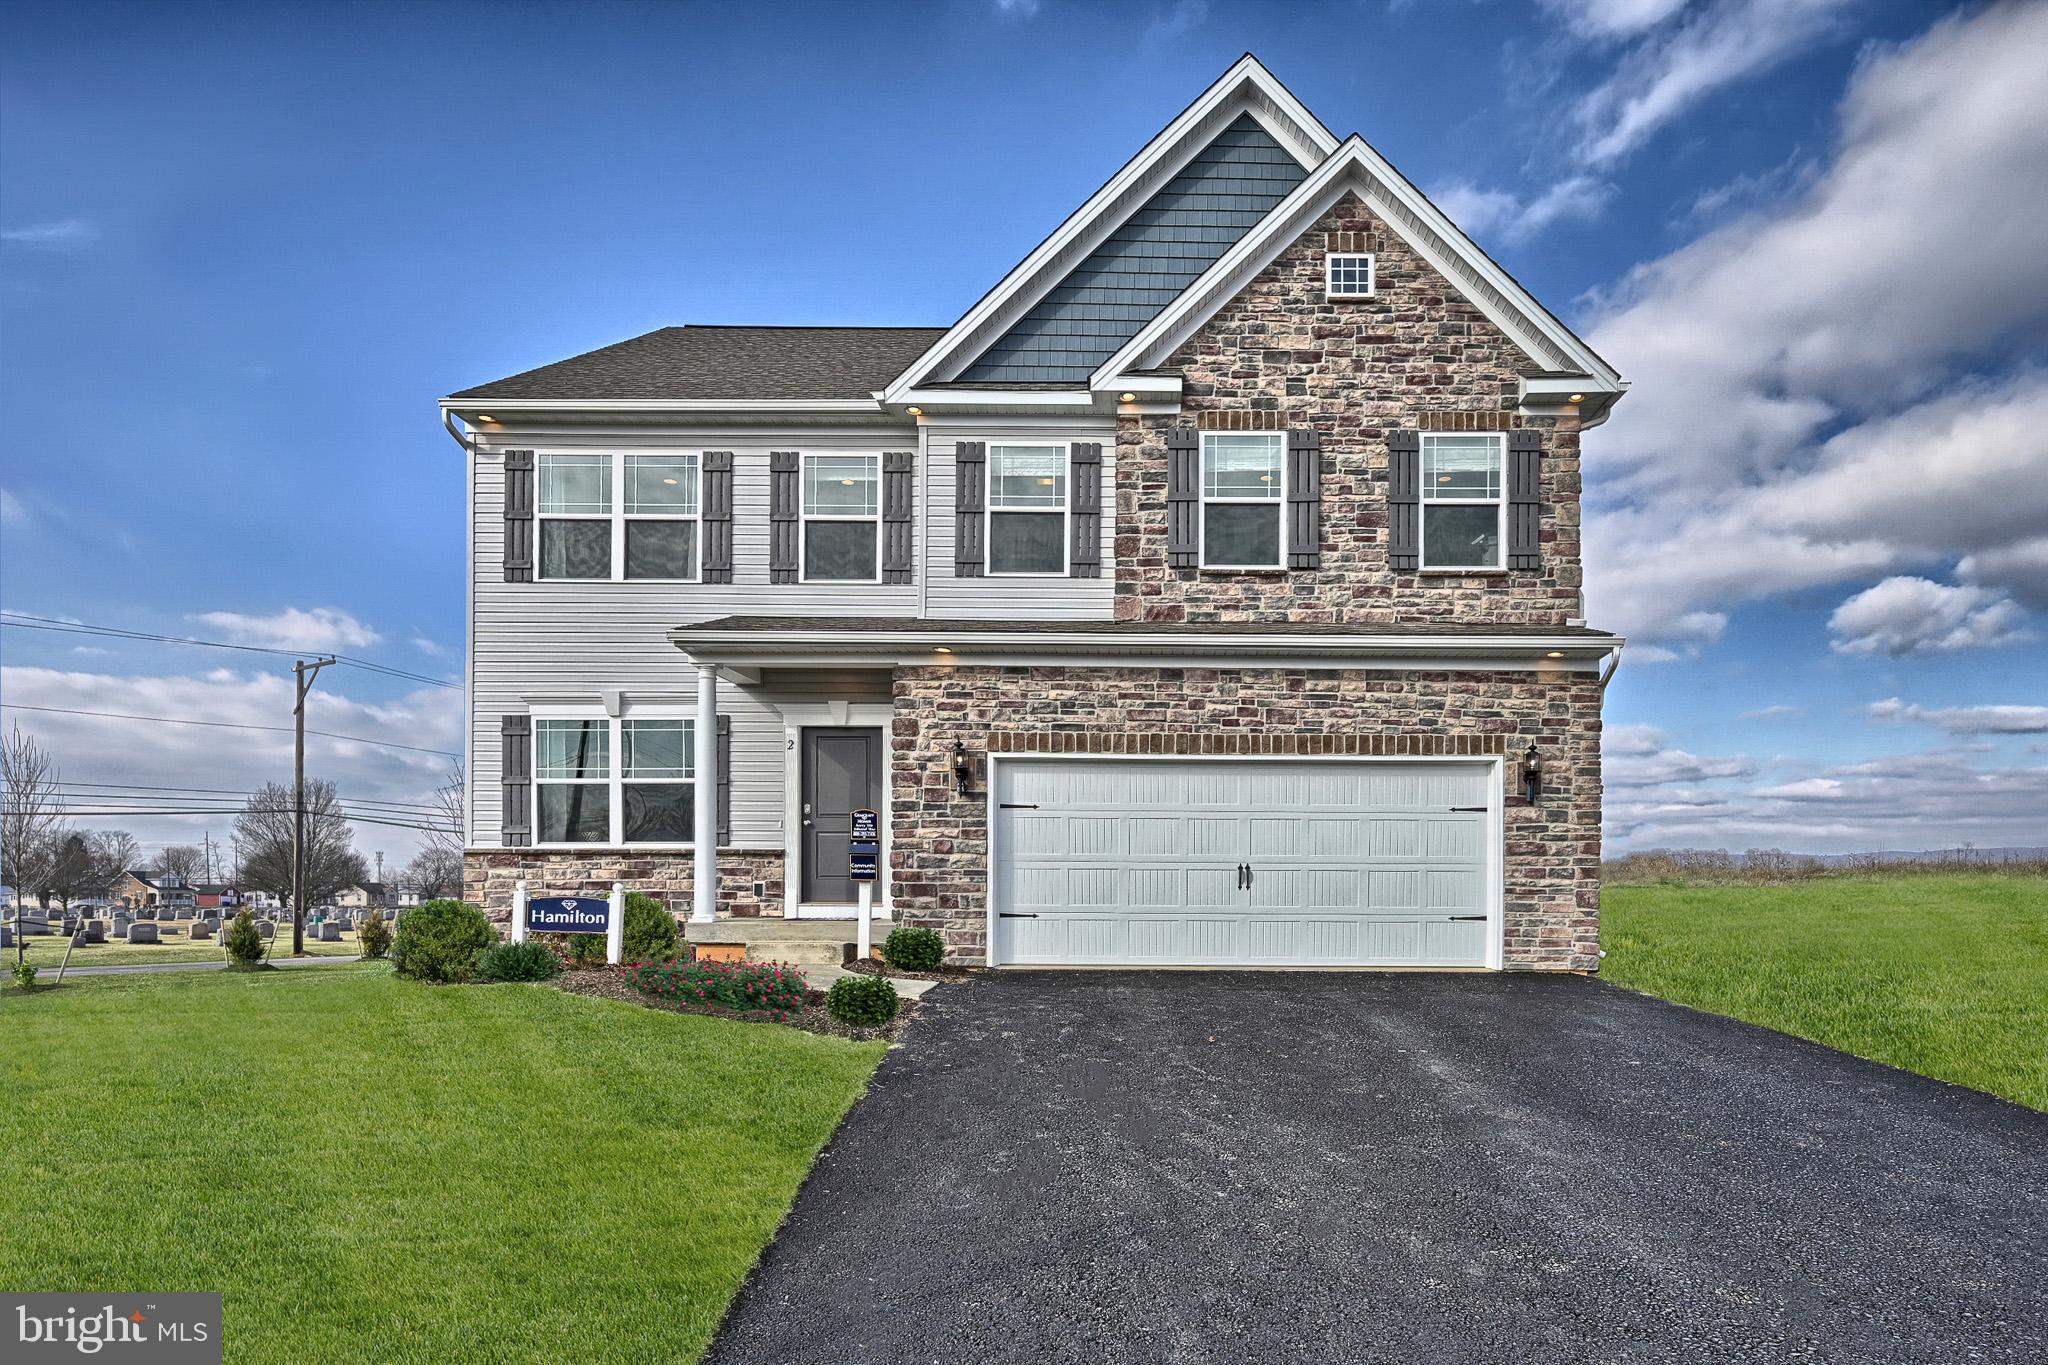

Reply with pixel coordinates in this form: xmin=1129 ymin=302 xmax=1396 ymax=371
xmin=921 ymin=416 xmax=1117 ymax=620
xmin=469 ymin=424 xmax=917 ymax=849
xmin=960 ymin=114 xmax=1308 ymax=383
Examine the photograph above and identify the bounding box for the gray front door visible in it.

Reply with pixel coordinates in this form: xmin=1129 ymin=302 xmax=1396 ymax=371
xmin=801 ymin=727 xmax=883 ymax=903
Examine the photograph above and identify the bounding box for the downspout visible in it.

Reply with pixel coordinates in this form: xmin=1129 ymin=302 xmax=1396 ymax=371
xmin=443 ymin=407 xmax=480 ymax=453
xmin=1598 ymin=643 xmax=1623 ymax=693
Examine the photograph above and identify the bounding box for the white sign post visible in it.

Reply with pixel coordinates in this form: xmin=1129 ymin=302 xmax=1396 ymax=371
xmin=857 ymin=882 xmax=873 ymax=963
xmin=511 ymin=879 xmax=529 ymax=944
xmin=606 ymin=881 xmax=625 ymax=966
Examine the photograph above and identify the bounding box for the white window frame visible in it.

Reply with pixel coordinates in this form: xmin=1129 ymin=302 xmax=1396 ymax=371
xmin=535 ymin=451 xmax=702 ymax=583
xmin=985 ymin=441 xmax=1071 ymax=577
xmin=1199 ymin=431 xmax=1287 ymax=571
xmin=1326 ymin=252 xmax=1376 ymax=300
xmin=531 ymin=710 xmax=697 ymax=849
xmin=1419 ymin=432 xmax=1506 ymax=571
xmin=798 ymin=452 xmax=882 ymax=584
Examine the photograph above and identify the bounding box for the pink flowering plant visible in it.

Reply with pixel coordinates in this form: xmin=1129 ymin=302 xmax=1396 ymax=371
xmin=622 ymin=957 xmax=808 ymax=1020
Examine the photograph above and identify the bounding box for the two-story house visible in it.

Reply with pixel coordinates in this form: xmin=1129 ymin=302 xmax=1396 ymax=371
xmin=444 ymin=56 xmax=1625 ymax=971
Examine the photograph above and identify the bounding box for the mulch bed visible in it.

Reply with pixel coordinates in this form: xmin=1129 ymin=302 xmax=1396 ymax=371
xmin=551 ymin=966 xmax=918 ymax=1043
xmin=840 ymin=957 xmax=981 ymax=984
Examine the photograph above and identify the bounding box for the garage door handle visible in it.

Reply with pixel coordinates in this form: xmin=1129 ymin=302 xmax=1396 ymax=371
xmin=1448 ymin=915 xmax=1487 ymax=922
xmin=998 ymin=912 xmax=1038 ymax=919
xmin=1449 ymin=806 xmax=1488 ymax=813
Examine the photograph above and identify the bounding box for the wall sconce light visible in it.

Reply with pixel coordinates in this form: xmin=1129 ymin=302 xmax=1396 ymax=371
xmin=951 ymin=739 xmax=980 ymax=797
xmin=1522 ymin=742 xmax=1543 ymax=804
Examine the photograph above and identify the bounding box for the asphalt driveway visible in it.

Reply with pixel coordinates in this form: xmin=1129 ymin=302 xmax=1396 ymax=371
xmin=707 ymin=973 xmax=2048 ymax=1364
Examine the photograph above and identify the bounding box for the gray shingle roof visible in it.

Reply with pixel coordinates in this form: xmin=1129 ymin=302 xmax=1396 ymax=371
xmin=447 ymin=325 xmax=946 ymax=402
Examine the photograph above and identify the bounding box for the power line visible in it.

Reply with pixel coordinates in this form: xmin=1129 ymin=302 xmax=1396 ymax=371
xmin=11 ymin=805 xmax=459 ymax=835
xmin=0 ymin=702 xmax=460 ymax=759
xmin=38 ymin=781 xmax=447 ymax=813
xmin=0 ymin=611 xmax=459 ymax=690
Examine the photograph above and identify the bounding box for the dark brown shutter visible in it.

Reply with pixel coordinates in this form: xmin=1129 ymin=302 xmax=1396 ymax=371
xmin=1507 ymin=429 xmax=1543 ymax=570
xmin=701 ymin=451 xmax=734 ymax=583
xmin=1387 ymin=430 xmax=1420 ymax=571
xmin=1166 ymin=427 xmax=1199 ymax=568
xmin=503 ymin=449 xmax=535 ymax=582
xmin=769 ymin=452 xmax=799 ymax=583
xmin=882 ymin=451 xmax=915 ymax=584
xmin=1286 ymin=429 xmax=1322 ymax=570
xmin=954 ymin=441 xmax=985 ymax=577
xmin=1070 ymin=441 xmax=1102 ymax=577
xmin=500 ymin=714 xmax=531 ymax=847
xmin=715 ymin=714 xmax=731 ymax=846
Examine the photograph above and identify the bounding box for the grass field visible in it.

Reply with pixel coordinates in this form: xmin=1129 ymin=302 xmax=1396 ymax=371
xmin=0 ymin=964 xmax=884 ymax=1363
xmin=1602 ymin=872 xmax=2048 ymax=1111
xmin=10 ymin=922 xmax=365 ymax=969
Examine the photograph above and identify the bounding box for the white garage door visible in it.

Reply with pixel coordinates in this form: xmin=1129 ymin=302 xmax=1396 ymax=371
xmin=991 ymin=758 xmax=1497 ymax=969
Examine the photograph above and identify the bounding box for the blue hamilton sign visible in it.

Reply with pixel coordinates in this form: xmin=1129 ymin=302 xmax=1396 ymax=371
xmin=527 ymin=896 xmax=612 ymax=935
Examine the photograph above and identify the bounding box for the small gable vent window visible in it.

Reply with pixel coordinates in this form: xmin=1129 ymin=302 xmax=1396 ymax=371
xmin=1326 ymin=252 xmax=1375 ymax=300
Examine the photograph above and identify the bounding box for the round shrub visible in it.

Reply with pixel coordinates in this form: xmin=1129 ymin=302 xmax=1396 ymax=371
xmin=826 ymin=973 xmax=899 ymax=1028
xmin=223 ymin=908 xmax=265 ymax=965
xmin=357 ymin=910 xmax=393 ymax=960
xmin=392 ymin=899 xmax=496 ymax=983
xmin=555 ymin=891 xmax=681 ymax=966
xmin=475 ymin=941 xmax=564 ymax=982
xmin=881 ymin=925 xmax=946 ymax=973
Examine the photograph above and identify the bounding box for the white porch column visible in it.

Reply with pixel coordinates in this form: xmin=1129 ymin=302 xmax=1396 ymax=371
xmin=692 ymin=667 xmax=718 ymax=923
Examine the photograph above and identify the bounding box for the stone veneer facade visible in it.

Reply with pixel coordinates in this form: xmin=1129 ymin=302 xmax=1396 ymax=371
xmin=889 ymin=665 xmax=1602 ymax=972
xmin=464 ymin=849 xmax=784 ymax=924
xmin=1116 ymin=192 xmax=1583 ymax=626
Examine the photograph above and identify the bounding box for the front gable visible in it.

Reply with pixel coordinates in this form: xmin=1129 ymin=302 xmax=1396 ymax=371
xmin=959 ymin=114 xmax=1308 ymax=384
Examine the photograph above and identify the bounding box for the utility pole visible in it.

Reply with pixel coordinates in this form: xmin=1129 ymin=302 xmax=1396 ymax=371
xmin=291 ymin=656 xmax=336 ymax=955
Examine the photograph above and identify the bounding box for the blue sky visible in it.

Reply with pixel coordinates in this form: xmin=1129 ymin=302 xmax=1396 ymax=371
xmin=3 ymin=0 xmax=2044 ymax=863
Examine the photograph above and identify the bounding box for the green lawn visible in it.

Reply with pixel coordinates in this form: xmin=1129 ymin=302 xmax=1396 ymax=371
xmin=1602 ymin=872 xmax=2048 ymax=1111
xmin=0 ymin=964 xmax=884 ymax=1363
xmin=10 ymin=923 xmax=365 ymax=969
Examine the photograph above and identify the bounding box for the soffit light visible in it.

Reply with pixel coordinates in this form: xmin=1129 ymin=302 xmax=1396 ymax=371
xmin=934 ymin=646 xmax=953 ymax=654
xmin=474 ymin=414 xmax=496 ymax=423
xmin=1568 ymin=393 xmax=1584 ymax=403
xmin=1120 ymin=392 xmax=1137 ymax=402
xmin=906 ymin=406 xmax=923 ymax=416
xmin=1545 ymin=650 xmax=1566 ymax=659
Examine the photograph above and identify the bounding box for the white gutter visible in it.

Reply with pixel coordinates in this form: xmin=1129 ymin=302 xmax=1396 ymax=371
xmin=669 ymin=625 xmax=1621 ymax=660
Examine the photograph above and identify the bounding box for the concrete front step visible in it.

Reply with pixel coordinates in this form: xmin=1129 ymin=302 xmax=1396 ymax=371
xmin=682 ymin=918 xmax=891 ymax=970
xmin=809 ymin=966 xmax=939 ymax=1000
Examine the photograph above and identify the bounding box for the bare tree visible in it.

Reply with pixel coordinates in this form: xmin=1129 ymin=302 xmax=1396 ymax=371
xmin=154 ymin=844 xmax=207 ymax=884
xmin=2 ymin=722 xmax=66 ymax=917
xmin=403 ymin=845 xmax=464 ymax=901
xmin=422 ymin=760 xmax=465 ymax=857
xmin=87 ymin=830 xmax=142 ymax=899
xmin=233 ymin=780 xmax=368 ymax=910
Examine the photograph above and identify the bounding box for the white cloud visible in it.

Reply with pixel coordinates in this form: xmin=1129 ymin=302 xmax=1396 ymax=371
xmin=0 ymin=218 xmax=101 ymax=248
xmin=1431 ymin=175 xmax=1616 ymax=246
xmin=1581 ymin=2 xmax=2048 ymax=641
xmin=1572 ymin=0 xmax=1854 ymax=167
xmin=992 ymin=0 xmax=1040 ymax=16
xmin=190 ymin=606 xmax=382 ymax=651
xmin=1604 ymin=723 xmax=1756 ymax=787
xmin=1958 ymin=535 xmax=2048 ymax=612
xmin=1538 ymin=0 xmax=1688 ymax=40
xmin=1739 ymin=705 xmax=1802 ymax=720
xmin=410 ymin=636 xmax=446 ymax=658
xmin=1869 ymin=698 xmax=2048 ymax=736
xmin=0 ymin=666 xmax=462 ymax=863
xmin=1828 ymin=576 xmax=2031 ymax=657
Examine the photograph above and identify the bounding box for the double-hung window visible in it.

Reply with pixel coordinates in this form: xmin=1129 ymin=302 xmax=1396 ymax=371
xmin=1420 ymin=433 xmax=1504 ymax=570
xmin=534 ymin=716 xmax=696 ymax=845
xmin=536 ymin=453 xmax=700 ymax=580
xmin=987 ymin=444 xmax=1067 ymax=574
xmin=802 ymin=453 xmax=880 ymax=582
xmin=1200 ymin=432 xmax=1285 ymax=569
